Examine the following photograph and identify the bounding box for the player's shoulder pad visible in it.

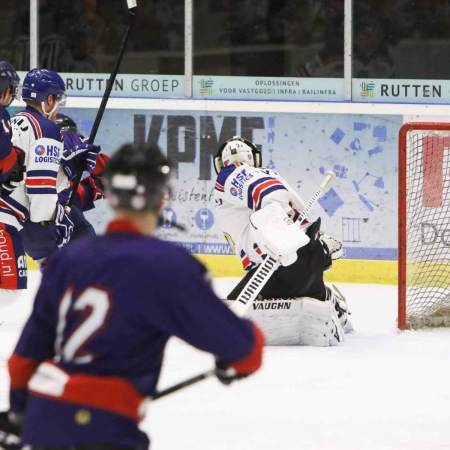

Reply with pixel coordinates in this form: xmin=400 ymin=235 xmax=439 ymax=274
xmin=256 ymin=167 xmax=281 ymax=178
xmin=39 ymin=118 xmax=63 ymax=142
xmin=221 ymin=162 xmax=257 ymax=182
xmin=17 ymin=108 xmax=62 ymax=143
xmin=216 ymin=163 xmax=239 ymax=186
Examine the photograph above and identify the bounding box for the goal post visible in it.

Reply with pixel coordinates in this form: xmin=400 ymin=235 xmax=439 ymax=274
xmin=398 ymin=122 xmax=450 ymax=330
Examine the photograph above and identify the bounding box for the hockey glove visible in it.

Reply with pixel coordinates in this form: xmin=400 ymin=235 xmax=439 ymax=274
xmin=81 ymin=176 xmax=106 ymax=201
xmin=0 ymin=411 xmax=22 ymax=450
xmin=90 ymin=153 xmax=110 ymax=177
xmin=215 ymin=322 xmax=264 ymax=385
xmin=62 ymin=143 xmax=101 ymax=180
xmin=0 ymin=148 xmax=26 ymax=198
xmin=50 ymin=203 xmax=74 ymax=248
xmin=214 ymin=358 xmax=249 ymax=386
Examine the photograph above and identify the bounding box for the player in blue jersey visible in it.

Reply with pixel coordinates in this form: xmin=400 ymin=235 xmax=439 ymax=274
xmin=213 ymin=136 xmax=352 ymax=345
xmin=0 ymin=68 xmax=99 ymax=307
xmin=54 ymin=113 xmax=109 ymax=213
xmin=0 ymin=61 xmax=26 ymax=197
xmin=0 ymin=142 xmax=264 ymax=450
xmin=20 ymin=113 xmax=108 ymax=272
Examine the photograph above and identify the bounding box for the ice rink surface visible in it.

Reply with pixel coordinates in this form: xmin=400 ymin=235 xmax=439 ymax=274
xmin=2 ymin=272 xmax=450 ymax=450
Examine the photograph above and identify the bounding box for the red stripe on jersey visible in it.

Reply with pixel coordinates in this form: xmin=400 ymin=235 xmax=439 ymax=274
xmin=241 ymin=255 xmax=252 ymax=270
xmin=0 ymin=199 xmax=25 ymax=221
xmin=231 ymin=322 xmax=264 ymax=374
xmin=19 ymin=112 xmax=43 ymax=139
xmin=0 ymin=149 xmax=17 ymax=176
xmin=30 ymin=363 xmax=145 ymax=421
xmin=252 ymin=179 xmax=283 ymax=210
xmin=107 ymin=219 xmax=143 ymax=235
xmin=254 ymin=244 xmax=264 ymax=256
xmin=215 ymin=182 xmax=224 ymax=191
xmin=26 ymin=178 xmax=57 ymax=187
xmin=8 ymin=353 xmax=39 ymax=389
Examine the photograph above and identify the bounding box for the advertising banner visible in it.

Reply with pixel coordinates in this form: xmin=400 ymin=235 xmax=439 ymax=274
xmin=193 ymin=76 xmax=344 ymax=101
xmin=354 ymin=78 xmax=450 ymax=104
xmin=17 ymin=72 xmax=185 ymax=98
xmin=49 ymin=108 xmax=402 ymax=261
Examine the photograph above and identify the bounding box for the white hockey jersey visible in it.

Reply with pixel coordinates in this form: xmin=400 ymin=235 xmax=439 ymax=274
xmin=1 ymin=106 xmax=69 ymax=230
xmin=214 ymin=162 xmax=313 ymax=271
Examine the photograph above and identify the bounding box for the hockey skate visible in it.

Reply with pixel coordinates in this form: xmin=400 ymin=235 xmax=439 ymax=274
xmin=326 ymin=284 xmax=353 ymax=333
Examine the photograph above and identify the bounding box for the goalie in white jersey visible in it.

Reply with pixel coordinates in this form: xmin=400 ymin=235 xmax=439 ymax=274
xmin=213 ymin=136 xmax=352 ymax=345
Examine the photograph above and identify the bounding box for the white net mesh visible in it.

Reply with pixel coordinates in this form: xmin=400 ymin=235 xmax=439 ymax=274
xmin=405 ymin=128 xmax=450 ymax=328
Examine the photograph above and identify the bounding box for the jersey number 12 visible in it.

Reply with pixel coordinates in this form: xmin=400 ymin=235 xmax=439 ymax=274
xmin=55 ymin=287 xmax=111 ymax=364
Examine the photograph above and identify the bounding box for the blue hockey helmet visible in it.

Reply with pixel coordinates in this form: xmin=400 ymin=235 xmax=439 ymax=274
xmin=21 ymin=68 xmax=66 ymax=105
xmin=0 ymin=61 xmax=20 ymax=101
xmin=104 ymin=142 xmax=172 ymax=212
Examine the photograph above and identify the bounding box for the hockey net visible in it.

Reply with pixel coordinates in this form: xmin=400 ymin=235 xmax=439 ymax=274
xmin=398 ymin=122 xmax=450 ymax=329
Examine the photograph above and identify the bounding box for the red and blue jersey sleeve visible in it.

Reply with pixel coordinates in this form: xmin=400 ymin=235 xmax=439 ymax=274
xmin=0 ymin=107 xmax=18 ymax=182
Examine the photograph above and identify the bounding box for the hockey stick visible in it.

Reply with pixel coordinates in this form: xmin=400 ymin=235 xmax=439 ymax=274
xmin=65 ymin=0 xmax=138 ymax=214
xmin=153 ymin=369 xmax=215 ymax=400
xmin=229 ymin=170 xmax=336 ymax=317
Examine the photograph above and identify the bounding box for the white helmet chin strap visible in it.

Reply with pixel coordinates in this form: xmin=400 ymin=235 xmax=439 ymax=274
xmin=41 ymin=100 xmax=59 ymax=118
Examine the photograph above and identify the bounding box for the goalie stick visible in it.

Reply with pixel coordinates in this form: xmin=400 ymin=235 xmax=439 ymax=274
xmin=65 ymin=0 xmax=138 ymax=214
xmin=229 ymin=170 xmax=336 ymax=317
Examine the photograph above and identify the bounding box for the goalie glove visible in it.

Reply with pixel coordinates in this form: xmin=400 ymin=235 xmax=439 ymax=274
xmin=319 ymin=232 xmax=343 ymax=272
xmin=0 ymin=411 xmax=22 ymax=450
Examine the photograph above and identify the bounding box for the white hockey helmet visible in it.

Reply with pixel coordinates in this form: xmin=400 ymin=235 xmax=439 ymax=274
xmin=214 ymin=136 xmax=262 ymax=174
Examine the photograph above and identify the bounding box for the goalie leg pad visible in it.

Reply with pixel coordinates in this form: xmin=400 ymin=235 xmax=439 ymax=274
xmin=298 ymin=297 xmax=345 ymax=347
xmin=326 ymin=284 xmax=353 ymax=333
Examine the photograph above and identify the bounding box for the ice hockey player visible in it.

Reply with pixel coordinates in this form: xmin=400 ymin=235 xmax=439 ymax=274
xmin=0 ymin=61 xmax=26 ymax=198
xmin=0 ymin=68 xmax=99 ymax=307
xmin=54 ymin=113 xmax=108 ymax=211
xmin=0 ymin=142 xmax=264 ymax=450
xmin=213 ymin=136 xmax=352 ymax=346
xmin=20 ymin=113 xmax=108 ymax=272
